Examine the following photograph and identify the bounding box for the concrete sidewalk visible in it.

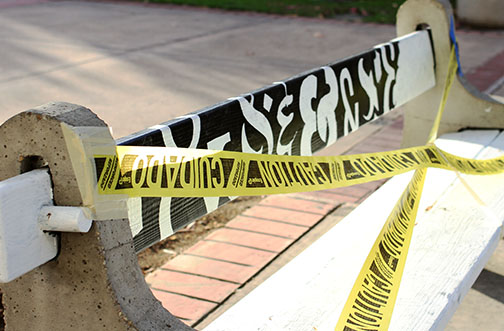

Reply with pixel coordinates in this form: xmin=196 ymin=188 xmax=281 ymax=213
xmin=1 ymin=1 xmax=504 ymax=330
xmin=1 ymin=0 xmax=503 ymax=139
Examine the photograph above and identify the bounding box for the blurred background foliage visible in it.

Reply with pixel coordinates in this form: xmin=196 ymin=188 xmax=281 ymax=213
xmin=149 ymin=0 xmax=457 ymax=24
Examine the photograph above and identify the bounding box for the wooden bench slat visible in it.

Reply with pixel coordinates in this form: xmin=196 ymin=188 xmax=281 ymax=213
xmin=390 ymin=131 xmax=504 ymax=329
xmin=117 ymin=30 xmax=436 ymax=252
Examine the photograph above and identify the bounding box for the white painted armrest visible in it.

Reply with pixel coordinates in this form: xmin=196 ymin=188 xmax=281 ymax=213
xmin=0 ymin=169 xmax=93 ymax=283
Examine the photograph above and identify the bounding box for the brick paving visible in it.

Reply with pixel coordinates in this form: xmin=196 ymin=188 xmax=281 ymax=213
xmin=466 ymin=51 xmax=504 ymax=92
xmin=226 ymin=216 xmax=308 ymax=238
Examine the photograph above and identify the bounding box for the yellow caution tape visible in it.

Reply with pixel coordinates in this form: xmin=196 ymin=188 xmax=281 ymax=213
xmin=334 ymin=168 xmax=426 ymax=330
xmin=427 ymin=46 xmax=458 ymax=144
xmin=335 ymin=44 xmax=460 ymax=330
xmin=95 ymin=144 xmax=504 ymax=198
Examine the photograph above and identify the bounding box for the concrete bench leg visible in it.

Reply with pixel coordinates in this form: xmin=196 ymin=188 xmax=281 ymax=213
xmin=0 ymin=102 xmax=192 ymax=330
xmin=397 ymin=0 xmax=504 ymax=147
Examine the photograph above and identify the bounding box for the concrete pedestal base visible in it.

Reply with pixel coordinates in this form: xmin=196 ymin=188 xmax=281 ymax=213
xmin=0 ymin=103 xmax=191 ymax=330
xmin=397 ymin=0 xmax=504 ymax=147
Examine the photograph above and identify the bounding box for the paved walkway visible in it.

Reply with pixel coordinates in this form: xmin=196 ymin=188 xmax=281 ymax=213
xmin=1 ymin=0 xmax=503 ymax=139
xmin=0 ymin=1 xmax=503 ymax=330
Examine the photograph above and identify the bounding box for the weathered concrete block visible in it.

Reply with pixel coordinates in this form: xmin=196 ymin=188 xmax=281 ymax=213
xmin=0 ymin=102 xmax=192 ymax=330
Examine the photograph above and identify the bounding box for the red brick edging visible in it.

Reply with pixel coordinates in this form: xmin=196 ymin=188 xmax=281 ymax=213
xmin=465 ymin=50 xmax=504 ymax=92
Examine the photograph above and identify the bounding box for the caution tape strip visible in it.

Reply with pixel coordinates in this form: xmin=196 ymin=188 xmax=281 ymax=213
xmin=335 ymin=42 xmax=459 ymax=330
xmin=94 ymin=143 xmax=504 ymax=198
xmin=335 ymin=168 xmax=427 ymax=330
xmin=427 ymin=46 xmax=458 ymax=144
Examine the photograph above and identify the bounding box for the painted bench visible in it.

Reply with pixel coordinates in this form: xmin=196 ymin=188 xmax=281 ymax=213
xmin=0 ymin=0 xmax=503 ymax=330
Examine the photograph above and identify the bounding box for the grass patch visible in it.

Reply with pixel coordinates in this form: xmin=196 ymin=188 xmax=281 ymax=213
xmin=148 ymin=0 xmax=458 ymax=24
xmin=149 ymin=0 xmax=407 ymax=24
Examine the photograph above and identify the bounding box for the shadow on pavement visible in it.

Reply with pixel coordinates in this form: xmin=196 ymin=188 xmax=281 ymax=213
xmin=472 ymin=268 xmax=504 ymax=304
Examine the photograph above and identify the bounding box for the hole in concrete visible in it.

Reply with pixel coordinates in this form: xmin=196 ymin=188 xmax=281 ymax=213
xmin=19 ymin=155 xmax=46 ymax=174
xmin=416 ymin=23 xmax=430 ymax=31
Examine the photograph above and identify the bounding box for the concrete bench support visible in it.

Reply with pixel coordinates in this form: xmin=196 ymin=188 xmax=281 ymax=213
xmin=0 ymin=103 xmax=191 ymax=330
xmin=398 ymin=0 xmax=504 ymax=147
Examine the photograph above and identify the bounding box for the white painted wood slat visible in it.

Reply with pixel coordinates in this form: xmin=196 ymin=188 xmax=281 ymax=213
xmin=0 ymin=169 xmax=58 ymax=283
xmin=0 ymin=169 xmax=94 ymax=283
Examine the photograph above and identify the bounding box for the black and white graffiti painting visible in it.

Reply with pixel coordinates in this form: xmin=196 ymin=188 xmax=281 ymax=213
xmin=117 ymin=30 xmax=435 ymax=252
